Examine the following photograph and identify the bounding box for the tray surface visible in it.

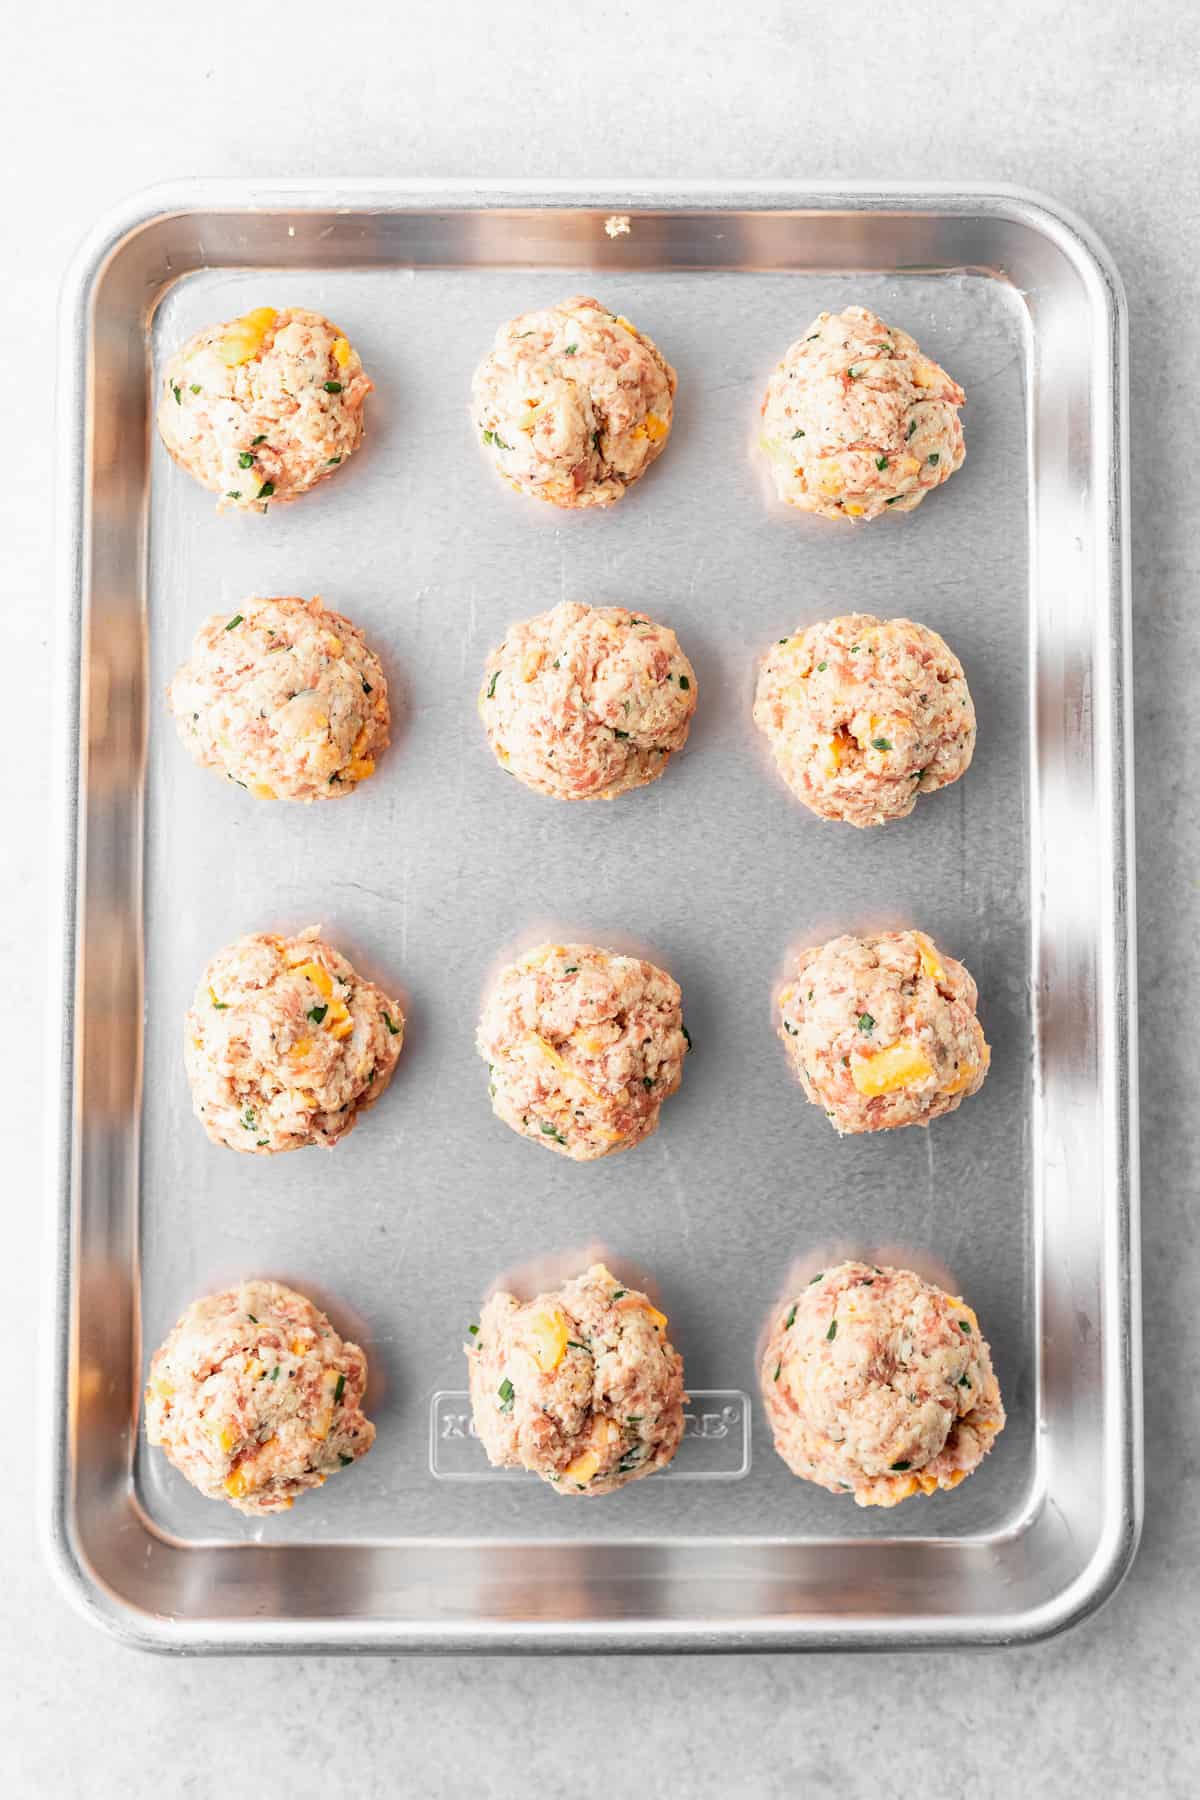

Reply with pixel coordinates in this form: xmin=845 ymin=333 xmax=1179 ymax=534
xmin=48 ymin=184 xmax=1138 ymax=1650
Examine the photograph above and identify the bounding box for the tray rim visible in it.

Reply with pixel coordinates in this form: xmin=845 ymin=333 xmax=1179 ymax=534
xmin=44 ymin=178 xmax=1141 ymax=1654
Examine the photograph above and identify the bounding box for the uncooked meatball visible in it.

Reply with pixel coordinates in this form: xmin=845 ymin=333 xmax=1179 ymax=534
xmin=144 ymin=1279 xmax=375 ymax=1514
xmin=185 ymin=926 xmax=404 ymax=1154
xmin=753 ymin=614 xmax=975 ymax=826
xmin=477 ymin=942 xmax=689 ymax=1160
xmin=760 ymin=1261 xmax=1005 ymax=1507
xmin=472 ymin=296 xmax=676 ymax=508
xmin=777 ymin=930 xmax=989 ymax=1134
xmin=157 ymin=306 xmax=371 ymax=512
xmin=467 ymin=1263 xmax=685 ymax=1495
xmin=167 ymin=596 xmax=389 ymax=801
xmin=479 ymin=601 xmax=697 ymax=800
xmin=758 ymin=306 xmax=965 ymax=521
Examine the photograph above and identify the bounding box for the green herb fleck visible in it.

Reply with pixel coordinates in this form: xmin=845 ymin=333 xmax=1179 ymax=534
xmin=563 ymin=964 xmax=578 ymax=974
xmin=257 ymin=481 xmax=274 ymax=499
xmin=539 ymin=1122 xmax=568 ymax=1145
xmin=958 ymin=1373 xmax=971 ymax=1387
xmin=171 ymin=382 xmax=181 ymax=404
xmin=682 ymin=1025 xmax=693 ymax=1051
xmin=211 ymin=995 xmax=229 ymax=1010
xmin=566 ymin=1340 xmax=589 ymax=1352
xmin=885 ymin=496 xmax=900 ymax=505
xmin=928 ymin=451 xmax=940 ymax=466
xmin=791 ymin=427 xmax=806 ymax=439
xmin=383 ymin=1014 xmax=400 ymax=1036
xmin=826 ymin=1317 xmax=838 ymax=1341
xmin=468 ymin=1323 xmax=479 ymax=1337
xmin=307 ymin=1004 xmax=328 ymax=1025
xmin=591 ymin=429 xmax=601 ymax=451
xmin=626 ymin=1415 xmax=643 ymax=1424
xmin=890 ymin=1460 xmax=912 ymax=1471
xmin=871 ymin=737 xmax=892 ymax=752
xmin=333 ymin=1373 xmax=346 ymax=1406
xmin=225 ymin=613 xmax=244 ymax=631
xmin=784 ymin=1303 xmax=797 ymax=1330
xmin=907 ymin=418 xmax=918 ymax=439
xmin=338 ymin=1453 xmax=354 ymax=1467
xmin=327 ymin=455 xmax=342 ymax=466
xmin=237 ymin=450 xmax=255 ymax=469
xmin=806 ymin=333 xmax=820 ymax=341
xmin=858 ymin=1013 xmax=876 ymax=1033
xmin=226 ymin=490 xmax=241 ymax=500
xmin=323 ymin=380 xmax=343 ymax=393
xmin=875 ymin=455 xmax=888 ymax=471
xmin=189 ymin=383 xmax=201 ymax=394
xmin=612 ymin=728 xmax=630 ymax=740
xmin=564 ymin=343 xmax=578 ymax=356
xmin=241 ymin=1109 xmax=256 ymax=1130
xmin=612 ymin=1289 xmax=627 ymax=1301
xmin=485 ymin=670 xmax=499 ymax=700
xmin=498 ymin=1377 xmax=515 ymax=1413
xmin=816 ymin=660 xmax=827 ymax=672
xmin=958 ymin=1319 xmax=972 ymax=1333
xmin=251 ymin=434 xmax=266 ymax=445
xmin=270 ymin=1366 xmax=280 ymax=1381
xmin=247 ymin=1313 xmax=258 ymax=1323
xmin=361 ymin=677 xmax=373 ymax=695
xmin=482 ymin=428 xmax=513 ymax=451
xmin=773 ymin=1362 xmax=782 ymax=1382
xmin=848 ymin=364 xmax=864 ymax=378
xmin=809 ymin=1272 xmax=823 ymax=1284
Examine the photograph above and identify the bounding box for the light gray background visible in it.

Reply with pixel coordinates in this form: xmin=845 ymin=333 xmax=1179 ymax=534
xmin=2 ymin=1 xmax=1193 ymax=1793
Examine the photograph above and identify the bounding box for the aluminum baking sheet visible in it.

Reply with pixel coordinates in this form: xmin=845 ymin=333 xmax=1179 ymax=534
xmin=47 ymin=183 xmax=1140 ymax=1651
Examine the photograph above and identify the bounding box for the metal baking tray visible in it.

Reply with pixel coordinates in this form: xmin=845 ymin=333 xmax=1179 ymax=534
xmin=46 ymin=182 xmax=1140 ymax=1652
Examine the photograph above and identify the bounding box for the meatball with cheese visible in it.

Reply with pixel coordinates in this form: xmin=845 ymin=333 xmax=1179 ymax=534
xmin=477 ymin=942 xmax=689 ymax=1160
xmin=467 ymin=1263 xmax=686 ymax=1495
xmin=758 ymin=306 xmax=964 ymax=520
xmin=479 ymin=601 xmax=696 ymax=800
xmin=157 ymin=306 xmax=371 ymax=512
xmin=777 ymin=930 xmax=989 ymax=1134
xmin=761 ymin=1261 xmax=1005 ymax=1506
xmin=753 ymin=614 xmax=975 ymax=826
xmin=472 ymin=296 xmax=676 ymax=508
xmin=167 ymin=596 xmax=388 ymax=801
xmin=185 ymin=926 xmax=404 ymax=1154
xmin=144 ymin=1279 xmax=375 ymax=1514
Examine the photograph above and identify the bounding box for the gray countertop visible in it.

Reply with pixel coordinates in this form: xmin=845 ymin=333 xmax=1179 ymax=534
xmin=3 ymin=1 xmax=1195 ymax=1792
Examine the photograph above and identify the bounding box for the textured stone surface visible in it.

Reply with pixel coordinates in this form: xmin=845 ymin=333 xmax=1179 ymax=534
xmin=2 ymin=1 xmax=1195 ymax=1791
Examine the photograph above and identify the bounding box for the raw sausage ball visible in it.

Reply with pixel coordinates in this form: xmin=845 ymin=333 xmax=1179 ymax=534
xmin=472 ymin=296 xmax=676 ymax=509
xmin=477 ymin=942 xmax=689 ymax=1160
xmin=777 ymin=930 xmax=989 ymax=1134
xmin=167 ymin=596 xmax=389 ymax=801
xmin=185 ymin=926 xmax=404 ymax=1154
xmin=467 ymin=1263 xmax=686 ymax=1495
xmin=753 ymin=614 xmax=975 ymax=826
xmin=144 ymin=1279 xmax=375 ymax=1514
xmin=157 ymin=306 xmax=371 ymax=512
xmin=479 ymin=601 xmax=697 ymax=800
xmin=758 ymin=306 xmax=965 ymax=521
xmin=760 ymin=1261 xmax=1005 ymax=1507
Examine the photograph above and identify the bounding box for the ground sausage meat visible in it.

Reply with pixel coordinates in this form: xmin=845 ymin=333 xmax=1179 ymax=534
xmin=758 ymin=306 xmax=965 ymax=521
xmin=479 ymin=601 xmax=697 ymax=800
xmin=753 ymin=614 xmax=975 ymax=825
xmin=144 ymin=1279 xmax=375 ymax=1514
xmin=157 ymin=306 xmax=371 ymax=512
xmin=777 ymin=929 xmax=989 ymax=1134
xmin=167 ymin=596 xmax=389 ymax=801
xmin=472 ymin=296 xmax=676 ymax=508
xmin=477 ymin=942 xmax=689 ymax=1159
xmin=467 ymin=1263 xmax=686 ymax=1495
xmin=185 ymin=926 xmax=404 ymax=1154
xmin=760 ymin=1261 xmax=1005 ymax=1506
